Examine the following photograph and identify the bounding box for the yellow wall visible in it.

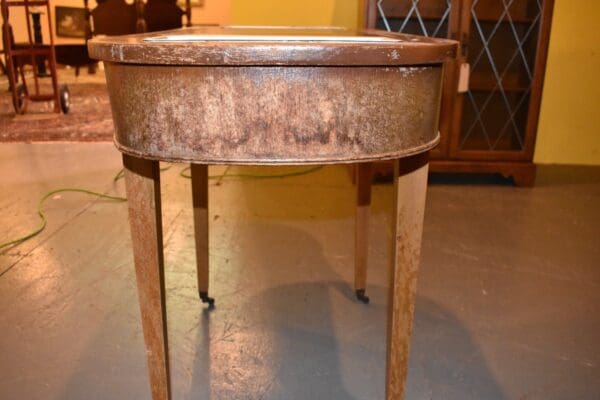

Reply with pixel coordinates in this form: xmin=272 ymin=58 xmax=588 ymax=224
xmin=230 ymin=0 xmax=360 ymax=29
xmin=534 ymin=0 xmax=600 ymax=165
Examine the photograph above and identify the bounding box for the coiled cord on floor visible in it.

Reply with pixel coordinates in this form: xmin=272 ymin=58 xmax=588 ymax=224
xmin=0 ymin=165 xmax=323 ymax=252
xmin=0 ymin=188 xmax=126 ymax=251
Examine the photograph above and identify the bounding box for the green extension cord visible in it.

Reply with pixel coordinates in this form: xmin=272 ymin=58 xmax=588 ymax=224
xmin=179 ymin=165 xmax=323 ymax=180
xmin=0 ymin=188 xmax=126 ymax=251
xmin=0 ymin=165 xmax=322 ymax=252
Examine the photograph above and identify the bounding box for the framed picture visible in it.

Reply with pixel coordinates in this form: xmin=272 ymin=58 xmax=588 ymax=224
xmin=55 ymin=6 xmax=87 ymax=38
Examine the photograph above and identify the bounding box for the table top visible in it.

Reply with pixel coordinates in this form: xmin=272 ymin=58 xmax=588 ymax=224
xmin=88 ymin=25 xmax=456 ymax=66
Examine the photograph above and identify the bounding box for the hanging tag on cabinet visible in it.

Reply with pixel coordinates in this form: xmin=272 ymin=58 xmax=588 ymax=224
xmin=458 ymin=62 xmax=470 ymax=93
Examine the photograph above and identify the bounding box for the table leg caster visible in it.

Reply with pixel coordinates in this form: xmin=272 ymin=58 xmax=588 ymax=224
xmin=355 ymin=289 xmax=370 ymax=304
xmin=199 ymin=291 xmax=215 ymax=307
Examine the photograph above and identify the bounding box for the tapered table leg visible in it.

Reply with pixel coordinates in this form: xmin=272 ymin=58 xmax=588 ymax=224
xmin=354 ymin=162 xmax=372 ymax=304
xmin=123 ymin=154 xmax=171 ymax=400
xmin=386 ymin=152 xmax=429 ymax=400
xmin=191 ymin=164 xmax=214 ymax=306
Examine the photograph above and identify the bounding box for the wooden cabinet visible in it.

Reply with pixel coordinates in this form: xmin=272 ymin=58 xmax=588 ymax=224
xmin=364 ymin=0 xmax=555 ymax=186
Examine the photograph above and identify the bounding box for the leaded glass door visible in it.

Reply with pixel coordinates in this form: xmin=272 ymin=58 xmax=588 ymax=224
xmin=450 ymin=0 xmax=546 ymax=159
xmin=372 ymin=0 xmax=462 ymax=158
xmin=375 ymin=0 xmax=454 ymax=38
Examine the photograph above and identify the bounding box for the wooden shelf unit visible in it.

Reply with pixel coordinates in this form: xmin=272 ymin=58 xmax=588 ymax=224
xmin=365 ymin=0 xmax=555 ymax=186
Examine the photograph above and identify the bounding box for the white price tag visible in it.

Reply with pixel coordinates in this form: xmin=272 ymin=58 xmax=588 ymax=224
xmin=458 ymin=62 xmax=470 ymax=93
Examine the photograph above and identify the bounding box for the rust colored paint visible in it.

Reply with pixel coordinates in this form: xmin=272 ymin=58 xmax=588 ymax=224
xmin=122 ymin=155 xmax=171 ymax=400
xmin=386 ymin=152 xmax=429 ymax=400
xmin=104 ymin=64 xmax=443 ymax=164
xmin=354 ymin=162 xmax=372 ymax=294
xmin=191 ymin=164 xmax=209 ymax=295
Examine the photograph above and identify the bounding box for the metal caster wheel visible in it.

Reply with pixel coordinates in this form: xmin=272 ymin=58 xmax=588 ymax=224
xmin=199 ymin=291 xmax=215 ymax=307
xmin=356 ymin=289 xmax=370 ymax=304
xmin=59 ymin=84 xmax=70 ymax=114
xmin=13 ymin=84 xmax=27 ymax=114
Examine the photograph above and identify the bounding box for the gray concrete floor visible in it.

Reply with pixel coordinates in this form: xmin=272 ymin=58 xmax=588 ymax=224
xmin=0 ymin=143 xmax=598 ymax=400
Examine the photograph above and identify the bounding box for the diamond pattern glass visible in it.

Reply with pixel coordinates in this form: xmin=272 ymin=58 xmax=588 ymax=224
xmin=376 ymin=0 xmax=452 ymax=39
xmin=460 ymin=0 xmax=542 ymax=152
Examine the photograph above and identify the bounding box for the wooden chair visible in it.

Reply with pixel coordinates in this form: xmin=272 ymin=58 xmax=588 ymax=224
xmin=88 ymin=0 xmax=188 ymax=35
xmin=88 ymin=0 xmax=141 ymax=36
xmin=143 ymin=0 xmax=186 ymax=32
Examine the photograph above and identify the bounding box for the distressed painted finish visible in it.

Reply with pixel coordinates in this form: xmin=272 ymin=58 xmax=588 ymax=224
xmin=87 ymin=27 xmax=457 ymax=67
xmin=104 ymin=64 xmax=443 ymax=164
xmin=386 ymin=152 xmax=429 ymax=400
xmin=122 ymin=155 xmax=171 ymax=400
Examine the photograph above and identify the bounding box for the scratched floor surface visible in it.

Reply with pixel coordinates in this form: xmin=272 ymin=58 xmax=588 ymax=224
xmin=0 ymin=143 xmax=598 ymax=399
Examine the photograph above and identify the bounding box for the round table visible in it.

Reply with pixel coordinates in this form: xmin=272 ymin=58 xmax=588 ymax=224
xmin=89 ymin=26 xmax=457 ymax=400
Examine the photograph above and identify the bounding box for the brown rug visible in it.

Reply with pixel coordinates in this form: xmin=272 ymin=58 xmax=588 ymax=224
xmin=1 ymin=72 xmax=114 ymax=142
